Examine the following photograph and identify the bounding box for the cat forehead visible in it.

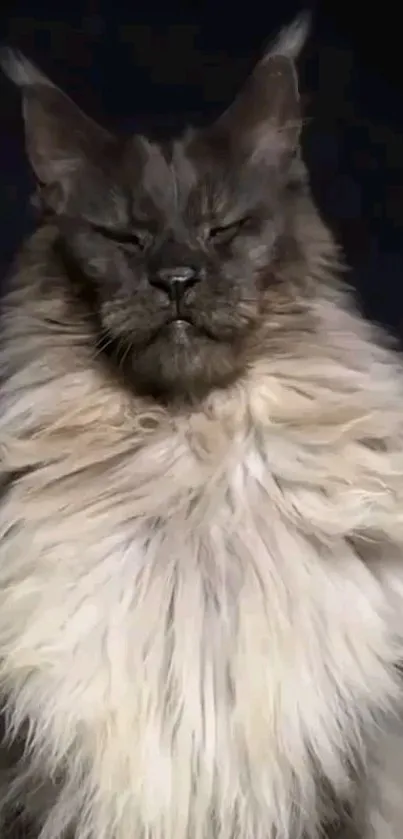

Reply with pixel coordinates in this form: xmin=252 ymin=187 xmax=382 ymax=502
xmin=118 ymin=134 xmax=266 ymax=222
xmin=122 ymin=136 xmax=200 ymax=216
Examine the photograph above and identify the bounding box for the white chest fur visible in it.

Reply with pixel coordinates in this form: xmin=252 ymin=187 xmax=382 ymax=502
xmin=0 ymin=418 xmax=399 ymax=839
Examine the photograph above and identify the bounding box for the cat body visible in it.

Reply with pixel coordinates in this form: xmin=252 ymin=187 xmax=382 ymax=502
xmin=0 ymin=19 xmax=403 ymax=839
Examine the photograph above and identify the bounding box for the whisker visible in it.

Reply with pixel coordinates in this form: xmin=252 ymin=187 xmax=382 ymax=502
xmin=120 ymin=339 xmax=133 ymax=370
xmin=92 ymin=334 xmax=116 ymax=362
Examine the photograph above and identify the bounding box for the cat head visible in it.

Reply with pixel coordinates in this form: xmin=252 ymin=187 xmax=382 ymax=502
xmin=1 ymin=16 xmax=335 ymax=404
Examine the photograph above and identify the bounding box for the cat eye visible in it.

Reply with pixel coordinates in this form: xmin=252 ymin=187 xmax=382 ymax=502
xmin=208 ymin=217 xmax=251 ymax=245
xmin=90 ymin=223 xmax=147 ymax=250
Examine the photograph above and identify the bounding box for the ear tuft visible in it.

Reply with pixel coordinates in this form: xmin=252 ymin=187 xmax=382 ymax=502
xmin=0 ymin=47 xmax=52 ymax=89
xmin=268 ymin=12 xmax=311 ymax=60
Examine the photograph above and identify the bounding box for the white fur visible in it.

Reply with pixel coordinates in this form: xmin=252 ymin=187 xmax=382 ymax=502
xmin=0 ymin=228 xmax=403 ymax=839
xmin=269 ymin=12 xmax=311 ymax=60
xmin=0 ymin=48 xmax=53 ymax=89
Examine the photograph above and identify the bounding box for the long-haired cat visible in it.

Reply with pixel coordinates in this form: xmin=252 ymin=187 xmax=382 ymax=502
xmin=0 ymin=17 xmax=403 ymax=839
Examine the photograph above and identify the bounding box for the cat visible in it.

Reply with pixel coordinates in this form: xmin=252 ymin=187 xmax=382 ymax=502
xmin=0 ymin=14 xmax=403 ymax=839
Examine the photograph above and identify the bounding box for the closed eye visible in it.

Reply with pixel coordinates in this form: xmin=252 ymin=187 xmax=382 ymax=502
xmin=208 ymin=217 xmax=251 ymax=245
xmin=90 ymin=223 xmax=147 ymax=250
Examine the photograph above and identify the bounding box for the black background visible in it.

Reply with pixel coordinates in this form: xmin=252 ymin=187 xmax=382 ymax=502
xmin=1 ymin=1 xmax=403 ymax=339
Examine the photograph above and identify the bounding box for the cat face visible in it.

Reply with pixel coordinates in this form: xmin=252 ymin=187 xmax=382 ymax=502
xmin=1 ymin=19 xmax=311 ymax=402
xmin=58 ymin=129 xmax=295 ymax=400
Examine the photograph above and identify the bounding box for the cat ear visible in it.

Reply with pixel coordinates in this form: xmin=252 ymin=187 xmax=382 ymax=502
xmin=0 ymin=49 xmax=111 ymax=207
xmin=208 ymin=14 xmax=310 ymax=166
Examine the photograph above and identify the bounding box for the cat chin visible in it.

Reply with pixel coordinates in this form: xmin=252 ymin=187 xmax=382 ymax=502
xmin=123 ymin=325 xmax=244 ymax=401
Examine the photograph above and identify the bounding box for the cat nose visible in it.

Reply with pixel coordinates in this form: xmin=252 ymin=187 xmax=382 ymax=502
xmin=149 ymin=266 xmax=199 ymax=301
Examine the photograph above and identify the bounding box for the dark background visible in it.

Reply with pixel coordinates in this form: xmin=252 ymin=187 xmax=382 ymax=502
xmin=1 ymin=1 xmax=403 ymax=339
